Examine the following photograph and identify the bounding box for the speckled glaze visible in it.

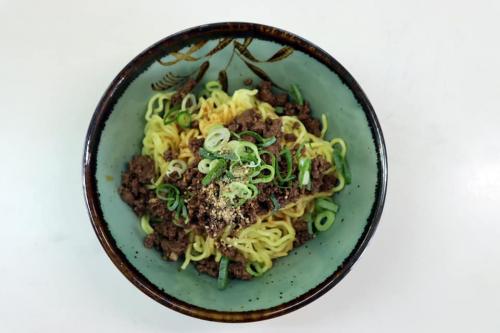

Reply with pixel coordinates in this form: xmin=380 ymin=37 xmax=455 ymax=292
xmin=83 ymin=22 xmax=387 ymax=322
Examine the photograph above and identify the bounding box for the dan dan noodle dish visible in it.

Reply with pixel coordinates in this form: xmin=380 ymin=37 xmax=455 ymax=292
xmin=119 ymin=79 xmax=351 ymax=289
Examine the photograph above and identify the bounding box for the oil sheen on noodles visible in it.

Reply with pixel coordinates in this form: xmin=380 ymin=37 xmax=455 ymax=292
xmin=140 ymin=85 xmax=347 ymax=275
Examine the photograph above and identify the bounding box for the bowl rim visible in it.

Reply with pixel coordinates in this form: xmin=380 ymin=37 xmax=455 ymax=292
xmin=82 ymin=21 xmax=388 ymax=323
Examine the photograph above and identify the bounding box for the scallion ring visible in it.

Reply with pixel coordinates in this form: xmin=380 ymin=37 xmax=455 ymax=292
xmin=314 ymin=210 xmax=335 ymax=232
xmin=228 ymin=140 xmax=261 ymax=167
xmin=155 ymin=183 xmax=180 ymax=211
xmin=251 ymin=164 xmax=275 ymax=184
xmin=204 ymin=125 xmax=230 ymax=152
xmin=197 ymin=159 xmax=212 ymax=174
xmin=316 ymin=198 xmax=339 ymax=213
xmin=247 ymin=183 xmax=259 ymax=199
xmin=202 ymin=159 xmax=227 ymax=186
xmin=176 ymin=111 xmax=191 ymax=128
xmin=222 ymin=182 xmax=253 ymax=206
xmin=140 ymin=215 xmax=154 ymax=235
xmin=298 ymin=157 xmax=312 ymax=188
xmin=206 ymin=81 xmax=223 ymax=92
xmin=166 ymin=159 xmax=187 ymax=177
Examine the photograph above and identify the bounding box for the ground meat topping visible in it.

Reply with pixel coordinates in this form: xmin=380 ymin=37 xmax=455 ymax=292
xmin=257 ymin=81 xmax=288 ymax=107
xmin=119 ymin=155 xmax=155 ymax=216
xmin=195 ymin=259 xmax=219 ymax=278
xmin=292 ymin=218 xmax=314 ymax=247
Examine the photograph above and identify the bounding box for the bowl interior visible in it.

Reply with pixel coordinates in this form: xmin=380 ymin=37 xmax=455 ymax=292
xmin=94 ymin=35 xmax=381 ymax=313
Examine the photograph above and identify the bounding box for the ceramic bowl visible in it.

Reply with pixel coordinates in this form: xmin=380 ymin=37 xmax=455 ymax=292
xmin=83 ymin=22 xmax=387 ymax=322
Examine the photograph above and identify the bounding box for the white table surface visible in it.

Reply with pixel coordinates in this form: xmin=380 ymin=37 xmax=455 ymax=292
xmin=1 ymin=0 xmax=499 ymax=332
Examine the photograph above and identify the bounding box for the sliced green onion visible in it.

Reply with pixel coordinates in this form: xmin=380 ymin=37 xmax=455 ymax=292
xmin=206 ymin=81 xmax=223 ymax=92
xmin=229 ymin=161 xmax=250 ymax=178
xmin=199 ymin=148 xmax=238 ymax=161
xmin=204 ymin=126 xmax=230 ymax=152
xmin=166 ymin=159 xmax=187 ymax=177
xmin=181 ymin=93 xmax=197 ymax=113
xmin=234 ymin=131 xmax=277 ymax=148
xmin=260 ymin=137 xmax=276 ymax=148
xmin=333 ymin=149 xmax=352 ymax=185
xmin=176 ymin=111 xmax=191 ymax=128
xmin=343 ymin=157 xmax=352 ymax=184
xmin=245 ymin=262 xmax=265 ymax=277
xmin=290 ymin=84 xmax=304 ymax=105
xmin=228 ymin=140 xmax=261 ymax=167
xmin=197 ymin=159 xmax=212 ymax=174
xmin=217 ymin=256 xmax=229 ymax=289
xmin=316 ymin=198 xmax=339 ymax=213
xmin=247 ymin=183 xmax=259 ymax=199
xmin=274 ymin=106 xmax=284 ymax=114
xmin=277 ymin=147 xmax=293 ymax=182
xmin=295 ymin=143 xmax=305 ymax=161
xmin=202 ymin=159 xmax=227 ymax=186
xmin=156 ymin=184 xmax=180 ymax=211
xmin=164 ymin=102 xmax=181 ymax=125
xmin=140 ymin=215 xmax=154 ymax=235
xmin=222 ymin=181 xmax=253 ymax=206
xmin=305 ymin=213 xmax=314 ymax=235
xmin=320 ymin=114 xmax=328 ymax=138
xmin=314 ymin=210 xmax=335 ymax=232
xmin=270 ymin=194 xmax=280 ymax=211
xmin=298 ymin=157 xmax=311 ymax=188
xmin=251 ymin=164 xmax=275 ymax=184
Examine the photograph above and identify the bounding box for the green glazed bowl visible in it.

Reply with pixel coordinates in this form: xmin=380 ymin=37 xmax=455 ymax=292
xmin=83 ymin=22 xmax=387 ymax=322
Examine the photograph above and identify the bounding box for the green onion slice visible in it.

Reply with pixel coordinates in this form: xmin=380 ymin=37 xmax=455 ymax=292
xmin=202 ymin=159 xmax=227 ymax=186
xmin=199 ymin=148 xmax=238 ymax=161
xmin=140 ymin=215 xmax=154 ymax=235
xmin=166 ymin=159 xmax=187 ymax=177
xmin=227 ymin=140 xmax=261 ymax=167
xmin=217 ymin=256 xmax=229 ymax=289
xmin=270 ymin=194 xmax=280 ymax=211
xmin=206 ymin=81 xmax=223 ymax=92
xmin=197 ymin=159 xmax=212 ymax=174
xmin=315 ymin=198 xmax=339 ymax=213
xmin=222 ymin=182 xmax=253 ymax=206
xmin=305 ymin=213 xmax=314 ymax=235
xmin=233 ymin=130 xmax=277 ymax=148
xmin=247 ymin=183 xmax=259 ymax=199
xmin=298 ymin=157 xmax=311 ymax=188
xmin=176 ymin=111 xmax=191 ymax=128
xmin=314 ymin=210 xmax=335 ymax=232
xmin=251 ymin=164 xmax=275 ymax=184
xmin=156 ymin=183 xmax=180 ymax=211
xmin=204 ymin=125 xmax=230 ymax=152
xmin=290 ymin=84 xmax=304 ymax=105
xmin=333 ymin=149 xmax=352 ymax=185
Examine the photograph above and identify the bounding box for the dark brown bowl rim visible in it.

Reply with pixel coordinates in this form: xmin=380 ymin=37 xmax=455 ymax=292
xmin=82 ymin=22 xmax=388 ymax=323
